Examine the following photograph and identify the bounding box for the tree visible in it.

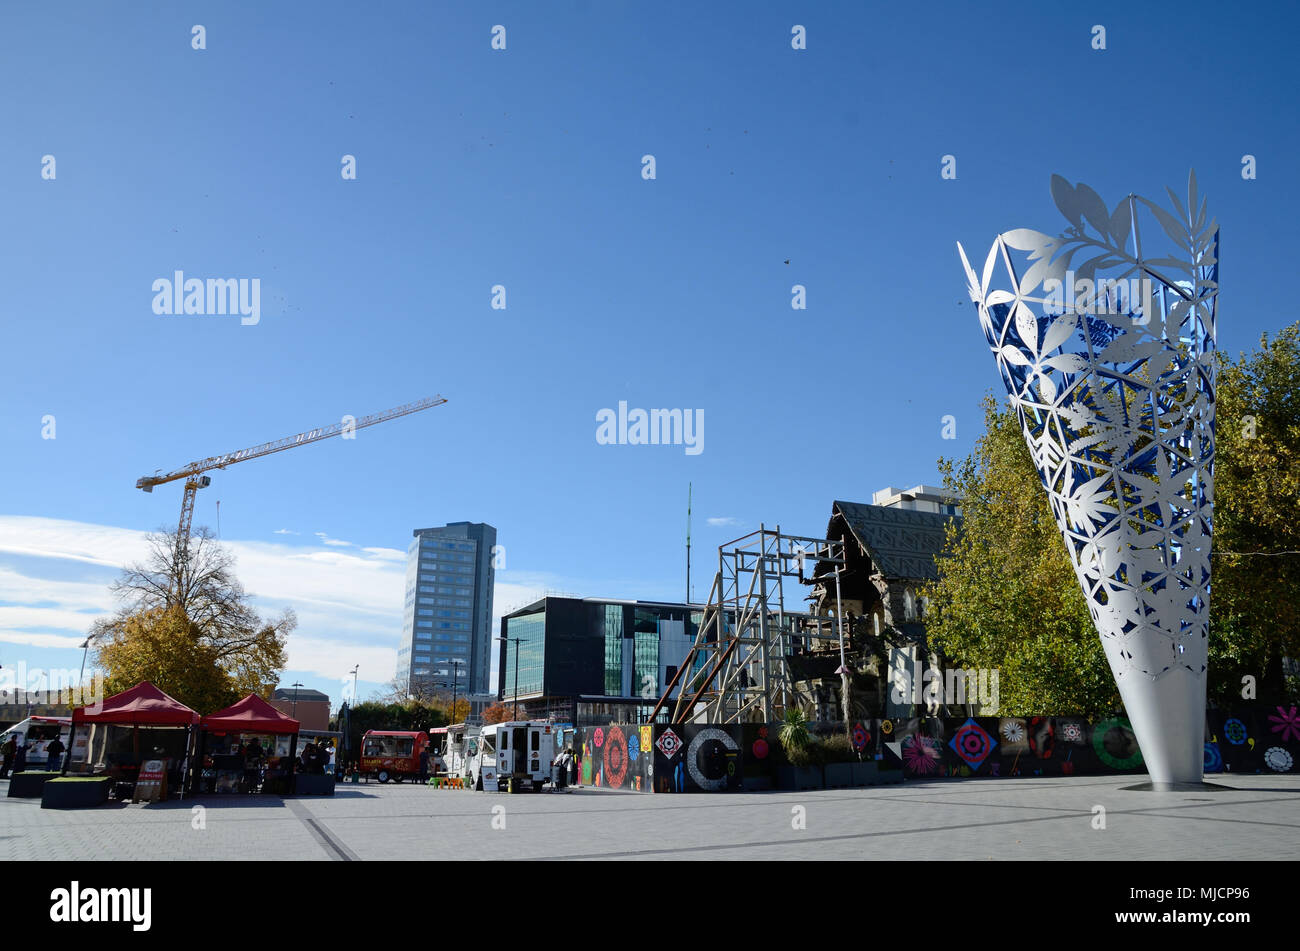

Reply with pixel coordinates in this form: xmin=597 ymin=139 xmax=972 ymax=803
xmin=482 ymin=702 xmax=515 ymax=724
xmin=924 ymin=396 xmax=1117 ymax=717
xmin=1210 ymin=322 xmax=1300 ymax=703
xmin=90 ymin=526 xmax=292 ymax=707
xmin=95 ymin=607 xmax=241 ymax=713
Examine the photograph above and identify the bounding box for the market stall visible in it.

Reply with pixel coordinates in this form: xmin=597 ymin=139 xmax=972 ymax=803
xmin=198 ymin=694 xmax=300 ymax=794
xmin=68 ymin=682 xmax=199 ymax=801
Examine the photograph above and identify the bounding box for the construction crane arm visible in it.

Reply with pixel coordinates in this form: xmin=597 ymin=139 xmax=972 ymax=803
xmin=136 ymin=395 xmax=447 ymax=491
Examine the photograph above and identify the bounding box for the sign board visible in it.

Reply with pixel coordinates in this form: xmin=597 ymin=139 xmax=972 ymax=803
xmin=133 ymin=758 xmax=168 ymax=803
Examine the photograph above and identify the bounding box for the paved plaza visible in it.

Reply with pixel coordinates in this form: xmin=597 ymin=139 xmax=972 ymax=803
xmin=3 ymin=773 xmax=1297 ymax=861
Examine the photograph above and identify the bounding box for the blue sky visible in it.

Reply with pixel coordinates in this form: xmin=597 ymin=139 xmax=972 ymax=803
xmin=1 ymin=1 xmax=1295 ymax=707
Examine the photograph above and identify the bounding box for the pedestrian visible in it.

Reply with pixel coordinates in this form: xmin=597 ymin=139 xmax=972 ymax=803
xmin=0 ymin=734 xmax=16 ymax=778
xmin=418 ymin=747 xmax=430 ymax=785
xmin=45 ymin=735 xmax=65 ymax=773
xmin=13 ymin=739 xmax=27 ymax=774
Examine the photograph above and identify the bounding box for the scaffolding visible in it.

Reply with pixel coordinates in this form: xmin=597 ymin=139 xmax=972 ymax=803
xmin=652 ymin=526 xmax=847 ymax=724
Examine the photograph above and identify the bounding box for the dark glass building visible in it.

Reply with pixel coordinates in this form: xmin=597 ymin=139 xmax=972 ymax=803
xmin=497 ymin=597 xmax=705 ymax=724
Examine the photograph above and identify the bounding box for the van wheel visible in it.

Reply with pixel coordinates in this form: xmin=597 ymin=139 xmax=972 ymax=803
xmin=377 ymin=770 xmax=390 ymax=783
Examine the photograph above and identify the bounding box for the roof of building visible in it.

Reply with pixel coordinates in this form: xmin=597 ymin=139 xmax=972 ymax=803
xmin=829 ymin=500 xmax=959 ymax=582
xmin=272 ymin=687 xmax=330 ymax=703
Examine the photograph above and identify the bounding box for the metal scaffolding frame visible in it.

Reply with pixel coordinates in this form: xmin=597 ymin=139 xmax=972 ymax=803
xmin=652 ymin=526 xmax=847 ymax=724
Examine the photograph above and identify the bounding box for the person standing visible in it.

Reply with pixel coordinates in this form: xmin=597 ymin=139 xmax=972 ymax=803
xmin=418 ymin=747 xmax=430 ymax=785
xmin=13 ymin=739 xmax=27 ymax=775
xmin=0 ymin=734 xmax=16 ymax=778
xmin=45 ymin=735 xmax=65 ymax=773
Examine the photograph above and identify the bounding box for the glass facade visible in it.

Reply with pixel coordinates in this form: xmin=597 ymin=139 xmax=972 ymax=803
xmin=397 ymin=522 xmax=496 ymax=696
xmin=602 ymin=603 xmax=624 ymax=695
xmin=502 ymin=609 xmax=546 ymax=697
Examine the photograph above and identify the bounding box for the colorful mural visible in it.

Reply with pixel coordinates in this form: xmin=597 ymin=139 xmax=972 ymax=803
xmin=569 ymin=705 xmax=1298 ymax=791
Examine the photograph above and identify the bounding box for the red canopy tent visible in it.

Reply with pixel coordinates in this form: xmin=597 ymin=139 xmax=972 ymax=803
xmin=71 ymin=681 xmax=199 ymax=726
xmin=201 ymin=694 xmax=299 ymax=734
xmin=67 ymin=682 xmax=200 ymax=794
xmin=198 ymin=694 xmax=302 ymax=795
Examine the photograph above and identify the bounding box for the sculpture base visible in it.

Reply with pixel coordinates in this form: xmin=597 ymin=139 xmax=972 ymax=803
xmin=1120 ymin=781 xmax=1233 ymax=792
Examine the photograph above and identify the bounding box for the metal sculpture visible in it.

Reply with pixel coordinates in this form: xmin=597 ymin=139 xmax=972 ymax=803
xmin=958 ymin=171 xmax=1218 ymax=786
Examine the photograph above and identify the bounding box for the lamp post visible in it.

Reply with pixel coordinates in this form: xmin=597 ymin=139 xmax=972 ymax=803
xmin=496 ymin=636 xmax=522 ymax=721
xmin=349 ymin=665 xmax=359 ymax=704
xmin=290 ymin=682 xmax=304 ymax=719
xmin=78 ymin=634 xmax=96 ymax=701
xmin=445 ymin=658 xmax=465 ymax=724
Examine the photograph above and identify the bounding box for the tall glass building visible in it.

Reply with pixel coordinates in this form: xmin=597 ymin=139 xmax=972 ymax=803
xmin=395 ymin=521 xmax=497 ymax=698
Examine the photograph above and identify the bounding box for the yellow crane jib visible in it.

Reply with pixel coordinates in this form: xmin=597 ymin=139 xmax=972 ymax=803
xmin=136 ymin=395 xmax=447 ymax=557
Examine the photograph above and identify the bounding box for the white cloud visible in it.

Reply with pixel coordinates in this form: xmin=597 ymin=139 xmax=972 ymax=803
xmin=273 ymin=528 xmax=299 ymax=535
xmin=706 ymin=516 xmax=743 ymax=527
xmin=314 ymin=532 xmax=353 ymax=547
xmin=0 ymin=517 xmax=602 ymax=691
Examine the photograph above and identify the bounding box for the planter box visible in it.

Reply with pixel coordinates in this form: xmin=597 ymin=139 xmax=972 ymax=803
xmin=7 ymin=771 xmax=60 ymax=798
xmin=777 ymin=765 xmax=824 ymax=791
xmin=825 ymin=762 xmax=856 ymax=788
xmin=853 ymin=761 xmax=902 ymax=786
xmin=293 ymin=774 xmax=336 ymax=796
xmin=741 ymin=775 xmax=773 ymax=791
xmin=41 ymin=778 xmax=112 ymax=809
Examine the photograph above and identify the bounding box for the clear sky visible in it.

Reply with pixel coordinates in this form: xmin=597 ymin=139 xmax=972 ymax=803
xmin=1 ymin=1 xmax=1295 ymax=708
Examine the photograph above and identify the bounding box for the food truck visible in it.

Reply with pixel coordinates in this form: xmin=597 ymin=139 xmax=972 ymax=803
xmin=361 ymin=730 xmax=431 ymax=783
xmin=467 ymin=720 xmax=557 ymax=793
xmin=1 ymin=716 xmax=71 ymax=767
xmin=429 ymin=722 xmax=478 ymax=779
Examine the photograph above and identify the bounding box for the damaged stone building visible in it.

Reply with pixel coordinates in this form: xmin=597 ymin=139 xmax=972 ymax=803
xmin=798 ymin=486 xmax=962 ymax=721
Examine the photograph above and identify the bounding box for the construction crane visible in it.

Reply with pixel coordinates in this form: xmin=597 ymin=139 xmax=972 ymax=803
xmin=136 ymin=395 xmax=447 ymax=574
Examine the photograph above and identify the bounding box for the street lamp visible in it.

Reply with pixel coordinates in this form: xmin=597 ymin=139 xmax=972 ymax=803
xmin=349 ymin=665 xmax=359 ymax=704
xmin=496 ymin=636 xmax=522 ymax=721
xmin=442 ymin=658 xmax=465 ymax=724
xmin=78 ymin=634 xmax=97 ymax=700
xmin=290 ymin=681 xmax=304 ymax=719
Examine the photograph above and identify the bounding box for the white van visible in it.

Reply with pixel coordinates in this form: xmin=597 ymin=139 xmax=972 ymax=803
xmin=468 ymin=721 xmax=557 ymax=793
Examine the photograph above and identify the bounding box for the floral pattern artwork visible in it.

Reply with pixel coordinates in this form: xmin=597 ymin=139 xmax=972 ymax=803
xmin=958 ymin=172 xmax=1217 ymax=689
xmin=901 ymin=735 xmax=942 ymax=776
xmin=1263 ymin=747 xmax=1294 ymax=773
xmin=1267 ymin=706 xmax=1300 ymax=744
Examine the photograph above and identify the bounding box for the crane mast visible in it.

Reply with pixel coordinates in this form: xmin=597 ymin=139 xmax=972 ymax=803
xmin=137 ymin=395 xmax=447 ymax=579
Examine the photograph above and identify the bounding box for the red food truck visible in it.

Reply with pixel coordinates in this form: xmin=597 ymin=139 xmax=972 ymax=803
xmin=360 ymin=730 xmax=430 ymax=783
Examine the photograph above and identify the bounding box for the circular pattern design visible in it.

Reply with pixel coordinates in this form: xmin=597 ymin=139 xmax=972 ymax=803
xmin=1060 ymin=721 xmax=1084 ymax=744
xmin=852 ymin=723 xmax=871 ymax=751
xmin=602 ymin=725 xmax=628 ymax=787
xmin=1000 ymin=720 xmax=1025 ymax=743
xmin=948 ymin=718 xmax=997 ymax=769
xmin=1203 ymin=742 xmax=1222 ymax=773
xmin=592 ymin=727 xmax=604 ymax=748
xmin=880 ymin=719 xmax=894 ymax=735
xmin=901 ymin=735 xmax=942 ymax=776
xmin=654 ymin=728 xmax=682 ymax=760
xmin=1092 ymin=717 xmax=1144 ymax=770
xmin=752 ymin=738 xmax=769 ymax=760
xmin=1264 ymin=746 xmax=1294 ymax=773
xmin=1223 ymin=718 xmax=1247 ymax=746
xmin=685 ymin=728 xmax=739 ymax=791
xmin=1028 ymin=718 xmax=1055 ymax=759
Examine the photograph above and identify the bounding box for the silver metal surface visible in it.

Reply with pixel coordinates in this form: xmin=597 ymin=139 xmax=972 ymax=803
xmin=958 ymin=171 xmax=1218 ymax=785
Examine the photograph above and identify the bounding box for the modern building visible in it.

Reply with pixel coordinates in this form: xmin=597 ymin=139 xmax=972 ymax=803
xmin=396 ymin=521 xmax=497 ymax=698
xmin=497 ymin=597 xmax=704 ymax=725
xmin=270 ymin=686 xmax=331 ymax=731
xmin=871 ymin=484 xmax=963 ymax=516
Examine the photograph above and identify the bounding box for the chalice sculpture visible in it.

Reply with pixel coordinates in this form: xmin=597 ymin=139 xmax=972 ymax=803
xmin=958 ymin=172 xmax=1217 ymax=786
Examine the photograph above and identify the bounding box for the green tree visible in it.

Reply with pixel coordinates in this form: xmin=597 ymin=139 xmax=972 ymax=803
xmin=1211 ymin=322 xmax=1300 ymax=703
xmin=95 ymin=607 xmax=241 ymax=713
xmin=90 ymin=526 xmax=292 ymax=709
xmin=925 ymin=396 xmax=1117 ymax=717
